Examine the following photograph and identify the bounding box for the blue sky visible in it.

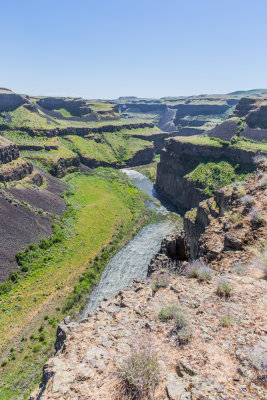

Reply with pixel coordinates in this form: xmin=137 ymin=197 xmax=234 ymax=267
xmin=1 ymin=0 xmax=266 ymax=99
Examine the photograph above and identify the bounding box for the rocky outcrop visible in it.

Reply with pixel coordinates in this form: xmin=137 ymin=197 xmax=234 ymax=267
xmin=37 ymin=97 xmax=93 ymax=116
xmin=50 ymin=155 xmax=80 ymax=178
xmin=183 ymin=160 xmax=267 ymax=262
xmin=242 ymin=126 xmax=267 ymax=142
xmin=0 ymin=137 xmax=34 ymax=182
xmin=184 ymin=198 xmax=220 ymax=259
xmin=208 ymin=119 xmax=238 ymax=141
xmin=233 ymin=97 xmax=267 ymax=129
xmin=0 ymin=91 xmax=26 ymax=112
xmin=148 ymin=230 xmax=190 ymax=275
xmin=0 ymin=137 xmax=19 ymax=163
xmin=208 ymin=97 xmax=267 ymax=141
xmin=0 ymin=158 xmax=33 ymax=182
xmin=173 ymin=104 xmax=230 ymax=128
xmin=233 ymin=97 xmax=258 ymax=118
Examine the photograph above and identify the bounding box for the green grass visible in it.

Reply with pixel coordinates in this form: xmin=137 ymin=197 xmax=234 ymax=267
xmin=186 ymin=160 xmax=252 ymax=195
xmin=64 ymin=132 xmax=152 ymax=165
xmin=0 ymin=169 xmax=149 ymax=399
xmin=177 ymin=135 xmax=230 ymax=147
xmin=56 ymin=107 xmax=74 ymax=117
xmin=0 ymin=105 xmax=145 ymax=131
xmin=1 ymin=106 xmax=55 ymax=129
xmin=119 ymin=126 xmax=162 ymax=137
xmin=177 ymin=135 xmax=267 ymax=153
xmin=2 ymin=130 xmax=78 ymax=172
xmin=231 ymin=137 xmax=267 ymax=152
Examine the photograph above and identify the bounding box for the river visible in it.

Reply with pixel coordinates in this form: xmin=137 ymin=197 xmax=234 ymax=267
xmin=80 ymin=169 xmax=182 ymax=319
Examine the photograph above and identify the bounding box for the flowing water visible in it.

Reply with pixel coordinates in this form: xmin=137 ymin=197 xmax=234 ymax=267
xmin=80 ymin=169 xmax=182 ymax=319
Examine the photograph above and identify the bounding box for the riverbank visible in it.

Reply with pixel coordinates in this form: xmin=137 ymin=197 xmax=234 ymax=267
xmin=0 ymin=168 xmax=150 ymax=399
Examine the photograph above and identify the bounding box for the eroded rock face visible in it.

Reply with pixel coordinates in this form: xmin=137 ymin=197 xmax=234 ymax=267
xmin=0 ymin=91 xmax=26 ymax=112
xmin=0 ymin=137 xmax=33 ymax=182
xmin=50 ymin=155 xmax=80 ymax=178
xmin=37 ymin=97 xmax=93 ymax=117
xmin=0 ymin=137 xmax=19 ymax=164
xmin=160 ymin=230 xmax=190 ymax=260
xmin=0 ymin=159 xmax=33 ymax=182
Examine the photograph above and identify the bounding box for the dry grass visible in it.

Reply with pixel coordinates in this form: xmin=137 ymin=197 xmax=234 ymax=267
xmin=118 ymin=336 xmax=160 ymax=400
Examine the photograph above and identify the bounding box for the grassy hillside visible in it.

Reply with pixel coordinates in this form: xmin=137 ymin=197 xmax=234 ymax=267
xmin=64 ymin=132 xmax=153 ymax=165
xmin=0 ymin=169 xmax=150 ymax=399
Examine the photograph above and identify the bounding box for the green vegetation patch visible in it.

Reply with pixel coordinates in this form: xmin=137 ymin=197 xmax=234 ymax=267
xmin=186 ymin=160 xmax=252 ymax=195
xmin=231 ymin=136 xmax=267 ymax=152
xmin=64 ymin=132 xmax=152 ymax=165
xmin=177 ymin=135 xmax=267 ymax=153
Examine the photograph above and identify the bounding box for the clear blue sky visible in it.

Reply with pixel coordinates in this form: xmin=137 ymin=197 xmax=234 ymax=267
xmin=1 ymin=0 xmax=266 ymax=99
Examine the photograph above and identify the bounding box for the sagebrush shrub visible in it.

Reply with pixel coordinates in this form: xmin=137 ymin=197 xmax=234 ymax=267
xmin=217 ymin=277 xmax=231 ymax=297
xmin=118 ymin=338 xmax=160 ymax=399
xmin=186 ymin=261 xmax=212 ymax=281
xmin=151 ymin=273 xmax=169 ymax=293
xmin=220 ymin=315 xmax=234 ymax=327
xmin=158 ymin=305 xmax=180 ymax=322
xmin=177 ymin=326 xmax=193 ymax=345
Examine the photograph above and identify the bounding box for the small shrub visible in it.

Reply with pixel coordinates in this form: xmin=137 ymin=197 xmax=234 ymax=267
xmin=186 ymin=261 xmax=213 ymax=281
xmin=21 ymin=265 xmax=29 ymax=273
xmin=32 ymin=344 xmax=41 ymax=353
xmin=197 ymin=265 xmax=213 ymax=281
xmin=39 ymin=238 xmax=50 ymax=250
xmin=158 ymin=305 xmax=180 ymax=322
xmin=0 ymin=281 xmax=12 ymax=296
xmin=232 ymin=261 xmax=248 ymax=275
xmin=171 ymin=310 xmax=191 ymax=345
xmin=256 ymin=176 xmax=267 ymax=189
xmin=44 ymin=315 xmax=49 ymax=320
xmin=173 ymin=312 xmax=188 ymax=330
xmin=250 ymin=208 xmax=263 ymax=225
xmin=9 ymin=270 xmax=20 ymax=283
xmin=217 ymin=277 xmax=232 ymax=297
xmin=39 ymin=331 xmax=46 ymax=342
xmin=235 ymin=185 xmax=246 ymax=198
xmin=220 ymin=315 xmax=234 ymax=327
xmin=228 ymin=212 xmax=243 ymax=225
xmin=27 ymin=243 xmax=39 ymax=252
xmin=1 ymin=360 xmax=7 ymax=367
xmin=177 ymin=326 xmax=193 ymax=345
xmin=240 ymin=195 xmax=255 ymax=207
xmin=48 ymin=317 xmax=58 ymax=327
xmin=118 ymin=338 xmax=160 ymax=399
xmin=151 ymin=274 xmax=169 ymax=293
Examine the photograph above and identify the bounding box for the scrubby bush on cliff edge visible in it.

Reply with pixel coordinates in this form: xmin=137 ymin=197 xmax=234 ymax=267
xmin=118 ymin=337 xmax=160 ymax=399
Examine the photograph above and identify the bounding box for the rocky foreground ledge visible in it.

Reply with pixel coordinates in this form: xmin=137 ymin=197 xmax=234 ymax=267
xmin=30 ymin=268 xmax=266 ymax=399
xmin=30 ymin=168 xmax=267 ymax=400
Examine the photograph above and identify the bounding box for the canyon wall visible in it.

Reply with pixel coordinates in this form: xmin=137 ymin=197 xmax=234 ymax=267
xmin=156 ymin=138 xmax=259 ymax=212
